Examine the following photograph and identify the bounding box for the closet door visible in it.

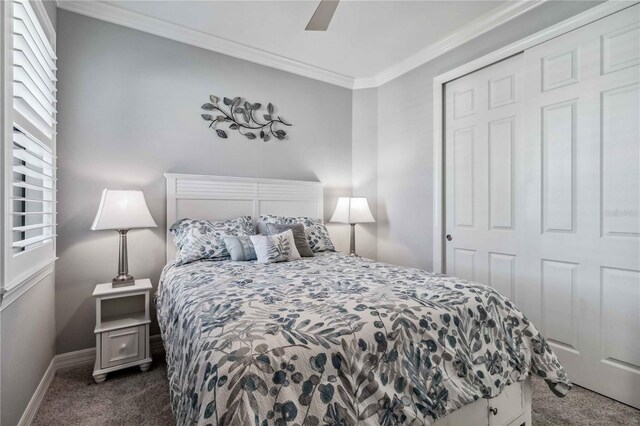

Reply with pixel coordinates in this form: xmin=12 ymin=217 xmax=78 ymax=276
xmin=444 ymin=53 xmax=524 ymax=299
xmin=445 ymin=4 xmax=639 ymax=407
xmin=522 ymin=4 xmax=639 ymax=408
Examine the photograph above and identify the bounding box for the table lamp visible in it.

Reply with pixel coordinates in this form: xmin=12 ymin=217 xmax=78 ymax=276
xmin=330 ymin=197 xmax=375 ymax=257
xmin=91 ymin=189 xmax=157 ymax=287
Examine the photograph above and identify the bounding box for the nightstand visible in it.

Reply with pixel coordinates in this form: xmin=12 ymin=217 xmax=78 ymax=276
xmin=92 ymin=279 xmax=152 ymax=383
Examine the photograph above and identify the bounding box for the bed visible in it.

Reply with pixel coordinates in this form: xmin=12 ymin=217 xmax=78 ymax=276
xmin=157 ymin=174 xmax=571 ymax=426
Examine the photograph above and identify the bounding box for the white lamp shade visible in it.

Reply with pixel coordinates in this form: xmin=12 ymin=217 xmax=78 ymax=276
xmin=331 ymin=197 xmax=375 ymax=224
xmin=91 ymin=189 xmax=157 ymax=230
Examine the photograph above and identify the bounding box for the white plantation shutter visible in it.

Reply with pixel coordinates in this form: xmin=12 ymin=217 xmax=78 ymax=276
xmin=4 ymin=0 xmax=57 ymax=289
xmin=12 ymin=127 xmax=55 ymax=252
xmin=12 ymin=0 xmax=56 ymax=142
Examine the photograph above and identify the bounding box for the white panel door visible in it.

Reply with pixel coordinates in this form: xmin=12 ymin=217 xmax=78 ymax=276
xmin=521 ymin=4 xmax=639 ymax=408
xmin=444 ymin=5 xmax=640 ymax=408
xmin=445 ymin=53 xmax=523 ymax=297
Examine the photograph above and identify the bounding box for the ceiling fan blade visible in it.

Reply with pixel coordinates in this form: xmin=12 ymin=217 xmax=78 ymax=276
xmin=305 ymin=0 xmax=340 ymax=31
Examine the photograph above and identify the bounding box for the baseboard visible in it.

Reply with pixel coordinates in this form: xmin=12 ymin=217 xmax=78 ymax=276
xmin=54 ymin=347 xmax=96 ymax=370
xmin=17 ymin=357 xmax=56 ymax=426
xmin=18 ymin=334 xmax=165 ymax=424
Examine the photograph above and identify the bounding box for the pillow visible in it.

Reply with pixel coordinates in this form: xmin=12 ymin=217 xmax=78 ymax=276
xmin=256 ymin=221 xmax=269 ymax=235
xmin=250 ymin=230 xmax=301 ymax=264
xmin=264 ymin=223 xmax=314 ymax=257
xmin=224 ymin=236 xmax=257 ymax=261
xmin=170 ymin=216 xmax=254 ymax=265
xmin=259 ymin=214 xmax=335 ymax=253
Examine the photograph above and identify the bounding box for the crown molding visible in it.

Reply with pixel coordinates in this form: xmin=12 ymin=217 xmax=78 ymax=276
xmin=57 ymin=0 xmax=548 ymax=89
xmin=354 ymin=0 xmax=547 ymax=88
xmin=56 ymin=0 xmax=355 ymax=88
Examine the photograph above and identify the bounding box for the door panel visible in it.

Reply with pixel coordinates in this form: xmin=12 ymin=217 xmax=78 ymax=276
xmin=541 ymin=259 xmax=579 ymax=352
xmin=488 ymin=253 xmax=516 ymax=300
xmin=601 ymin=83 xmax=639 ymax=237
xmin=454 ymin=248 xmax=477 ymax=281
xmin=601 ymin=267 xmax=640 ymax=368
xmin=542 ymin=100 xmax=576 ymax=233
xmin=602 ymin=22 xmax=640 ymax=73
xmin=444 ymin=4 xmax=640 ymax=408
xmin=453 ymin=127 xmax=476 ymax=228
xmin=488 ymin=117 xmax=514 ymax=230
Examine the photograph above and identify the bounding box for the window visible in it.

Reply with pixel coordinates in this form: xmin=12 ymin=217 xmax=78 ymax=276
xmin=2 ymin=0 xmax=56 ymax=292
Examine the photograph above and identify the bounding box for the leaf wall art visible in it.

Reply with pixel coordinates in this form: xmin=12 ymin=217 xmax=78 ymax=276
xmin=201 ymin=95 xmax=292 ymax=142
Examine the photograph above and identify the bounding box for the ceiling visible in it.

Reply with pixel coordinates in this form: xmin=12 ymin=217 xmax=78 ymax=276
xmin=58 ymin=1 xmax=544 ymax=87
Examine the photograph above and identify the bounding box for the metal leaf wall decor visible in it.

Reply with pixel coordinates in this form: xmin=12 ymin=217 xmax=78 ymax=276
xmin=201 ymin=95 xmax=292 ymax=142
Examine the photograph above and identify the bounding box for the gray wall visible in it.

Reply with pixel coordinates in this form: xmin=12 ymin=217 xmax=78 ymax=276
xmin=1 ymin=4 xmax=57 ymax=425
xmin=1 ymin=273 xmax=56 ymax=426
xmin=351 ymin=89 xmax=378 ymax=259
xmin=375 ymin=1 xmax=604 ymax=270
xmin=55 ymin=10 xmax=353 ymax=354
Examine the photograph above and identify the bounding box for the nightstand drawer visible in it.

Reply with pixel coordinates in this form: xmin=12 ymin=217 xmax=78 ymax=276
xmin=101 ymin=325 xmax=146 ymax=369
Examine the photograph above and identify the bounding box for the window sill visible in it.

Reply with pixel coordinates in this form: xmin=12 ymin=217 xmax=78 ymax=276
xmin=0 ymin=257 xmax=57 ymax=311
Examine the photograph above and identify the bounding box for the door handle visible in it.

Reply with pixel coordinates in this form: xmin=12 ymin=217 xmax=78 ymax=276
xmin=446 ymin=234 xmax=452 ymax=241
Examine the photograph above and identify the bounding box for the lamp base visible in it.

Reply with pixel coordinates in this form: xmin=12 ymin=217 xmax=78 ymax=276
xmin=113 ymin=229 xmax=134 ymax=288
xmin=111 ymin=274 xmax=136 ymax=288
xmin=348 ymin=223 xmax=358 ymax=257
xmin=112 ymin=275 xmax=135 ymax=288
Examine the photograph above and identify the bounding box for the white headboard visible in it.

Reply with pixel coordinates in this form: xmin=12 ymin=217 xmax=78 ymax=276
xmin=164 ymin=173 xmax=324 ymax=262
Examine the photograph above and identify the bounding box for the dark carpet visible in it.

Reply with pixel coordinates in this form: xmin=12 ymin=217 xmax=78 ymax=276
xmin=33 ymin=353 xmax=639 ymax=425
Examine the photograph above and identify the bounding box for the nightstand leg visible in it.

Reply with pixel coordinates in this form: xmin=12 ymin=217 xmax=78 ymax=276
xmin=93 ymin=373 xmax=107 ymax=383
xmin=139 ymin=362 xmax=151 ymax=372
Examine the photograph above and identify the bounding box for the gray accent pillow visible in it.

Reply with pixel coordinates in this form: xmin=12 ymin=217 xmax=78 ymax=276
xmin=259 ymin=215 xmax=336 ymax=253
xmin=264 ymin=223 xmax=314 ymax=257
xmin=250 ymin=230 xmax=301 ymax=264
xmin=256 ymin=221 xmax=269 ymax=235
xmin=223 ymin=236 xmax=257 ymax=261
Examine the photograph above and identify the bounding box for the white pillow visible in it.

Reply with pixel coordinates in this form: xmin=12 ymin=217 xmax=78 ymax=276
xmin=250 ymin=230 xmax=301 ymax=264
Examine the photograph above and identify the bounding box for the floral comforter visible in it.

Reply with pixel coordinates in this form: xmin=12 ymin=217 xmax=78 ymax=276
xmin=156 ymin=252 xmax=570 ymax=426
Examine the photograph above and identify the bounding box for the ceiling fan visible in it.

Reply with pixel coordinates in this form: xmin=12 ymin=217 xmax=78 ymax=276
xmin=305 ymin=0 xmax=340 ymax=31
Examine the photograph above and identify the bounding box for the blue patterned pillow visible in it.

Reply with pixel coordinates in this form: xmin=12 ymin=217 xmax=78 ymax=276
xmin=223 ymin=236 xmax=257 ymax=261
xmin=259 ymin=215 xmax=335 ymax=253
xmin=170 ymin=216 xmax=254 ymax=265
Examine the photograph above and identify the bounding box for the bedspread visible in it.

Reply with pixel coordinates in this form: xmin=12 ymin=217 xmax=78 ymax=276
xmin=156 ymin=252 xmax=570 ymax=425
